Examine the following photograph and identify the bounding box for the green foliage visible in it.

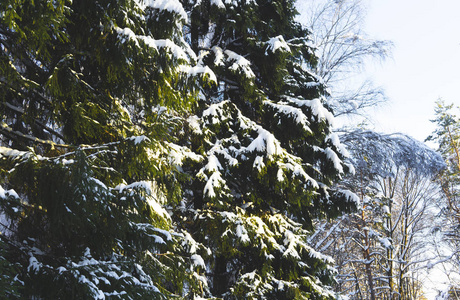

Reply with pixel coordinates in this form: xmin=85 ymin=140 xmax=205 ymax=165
xmin=0 ymin=238 xmax=22 ymax=299
xmin=0 ymin=145 xmax=207 ymax=298
xmin=0 ymin=0 xmax=211 ymax=298
xmin=177 ymin=0 xmax=358 ymax=298
xmin=427 ymin=100 xmax=460 ymax=264
xmin=1 ymin=0 xmax=357 ymax=298
xmin=427 ymin=100 xmax=460 ymax=174
xmin=427 ymin=100 xmax=460 ymax=213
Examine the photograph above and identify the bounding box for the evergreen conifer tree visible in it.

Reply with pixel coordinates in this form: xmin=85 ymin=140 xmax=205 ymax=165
xmin=0 ymin=0 xmax=210 ymax=298
xmin=177 ymin=0 xmax=358 ymax=298
xmin=1 ymin=0 xmax=360 ymax=298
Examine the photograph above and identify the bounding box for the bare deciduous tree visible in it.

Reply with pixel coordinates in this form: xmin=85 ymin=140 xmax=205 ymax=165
xmin=298 ymin=0 xmax=393 ymax=118
xmin=309 ymin=131 xmax=444 ymax=299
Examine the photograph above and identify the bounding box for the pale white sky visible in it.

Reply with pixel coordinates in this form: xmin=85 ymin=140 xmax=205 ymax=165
xmin=363 ymin=0 xmax=460 ymax=142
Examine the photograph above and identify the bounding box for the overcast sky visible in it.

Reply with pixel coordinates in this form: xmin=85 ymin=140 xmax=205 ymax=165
xmin=363 ymin=0 xmax=460 ymax=143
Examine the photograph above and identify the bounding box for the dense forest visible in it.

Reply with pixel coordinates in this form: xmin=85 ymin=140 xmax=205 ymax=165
xmin=0 ymin=0 xmax=459 ymax=299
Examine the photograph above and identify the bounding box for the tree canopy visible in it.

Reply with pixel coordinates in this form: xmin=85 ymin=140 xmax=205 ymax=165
xmin=0 ymin=0 xmax=359 ymax=299
xmin=0 ymin=0 xmax=208 ymax=298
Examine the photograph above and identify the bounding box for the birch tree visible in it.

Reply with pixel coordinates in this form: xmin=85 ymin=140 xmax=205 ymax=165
xmin=298 ymin=0 xmax=392 ymax=118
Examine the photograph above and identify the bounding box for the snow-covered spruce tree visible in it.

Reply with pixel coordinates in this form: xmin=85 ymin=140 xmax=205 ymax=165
xmin=176 ymin=0 xmax=358 ymax=298
xmin=0 ymin=0 xmax=210 ymax=298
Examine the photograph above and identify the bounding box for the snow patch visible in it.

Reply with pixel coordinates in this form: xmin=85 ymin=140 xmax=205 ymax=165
xmin=284 ymin=96 xmax=335 ymax=126
xmin=224 ymin=49 xmax=255 ymax=78
xmin=327 ymin=133 xmax=349 ymax=157
xmin=203 ymin=172 xmax=224 ymax=198
xmin=324 ymin=147 xmax=343 ymax=173
xmin=210 ymin=0 xmax=225 ymax=9
xmin=253 ymin=156 xmax=265 ymax=172
xmin=212 ymin=46 xmax=225 ymax=66
xmin=138 ymin=35 xmax=189 ymax=61
xmin=115 ymin=27 xmax=139 ymax=46
xmin=264 ymin=100 xmax=311 ymax=133
xmin=140 ymin=0 xmax=188 ymax=21
xmin=191 ymin=254 xmax=206 ymax=268
xmin=179 ymin=65 xmax=217 ymax=83
xmin=246 ymin=128 xmax=281 ymax=157
xmin=265 ymin=35 xmax=291 ymax=54
xmin=236 ymin=224 xmax=250 ymax=244
xmin=339 ymin=189 xmax=360 ymax=206
xmin=128 ymin=135 xmax=151 ymax=145
xmin=28 ymin=256 xmax=41 ymax=273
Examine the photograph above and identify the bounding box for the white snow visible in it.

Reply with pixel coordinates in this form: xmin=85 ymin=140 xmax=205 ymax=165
xmin=147 ymin=197 xmax=170 ymax=219
xmin=128 ymin=135 xmax=151 ymax=145
xmin=345 ymin=162 xmax=356 ymax=175
xmin=114 ymin=181 xmax=152 ymax=195
xmin=114 ymin=25 xmax=190 ymax=62
xmin=0 ymin=185 xmax=19 ymax=199
xmin=138 ymin=36 xmax=189 ymax=61
xmin=224 ymin=49 xmax=255 ymax=78
xmin=277 ymin=161 xmax=319 ymax=188
xmin=165 ymin=142 xmax=203 ymax=166
xmin=28 ymin=256 xmax=41 ymax=273
xmin=105 ymin=291 xmax=128 ymax=297
xmin=202 ymin=100 xmax=232 ymax=125
xmin=90 ymin=177 xmax=108 ymax=191
xmin=113 ymin=181 xmax=170 ymax=218
xmin=327 ymin=133 xmax=349 ymax=157
xmin=265 ymin=35 xmax=291 ymax=54
xmin=210 ymin=0 xmax=225 ymax=9
xmin=382 ymin=205 xmax=390 ymax=214
xmin=253 ymin=156 xmax=265 ymax=172
xmin=204 ymin=154 xmax=222 ymax=172
xmin=212 ymin=46 xmax=225 ymax=66
xmin=246 ymin=127 xmax=281 ymax=157
xmin=277 ymin=169 xmax=285 ymax=182
xmin=324 ymin=147 xmax=343 ymax=173
xmin=153 ymin=227 xmax=173 ymax=241
xmin=0 ymin=146 xmax=32 ymax=160
xmin=61 ymin=158 xmax=74 ymax=165
xmin=179 ymin=65 xmax=217 ymax=83
xmin=339 ymin=189 xmax=360 ymax=205
xmin=139 ymin=0 xmax=188 ymax=21
xmin=379 ymin=237 xmax=392 ymax=249
xmin=284 ymin=96 xmax=335 ymax=126
xmin=187 ymin=115 xmax=203 ymax=135
xmin=264 ymin=100 xmax=311 ymax=133
xmin=191 ymin=254 xmax=206 ymax=268
xmin=114 ymin=27 xmax=139 ymax=46
xmin=203 ymin=172 xmax=224 ymax=198
xmin=236 ymin=224 xmax=250 ymax=243
xmin=283 ymin=230 xmax=301 ymax=259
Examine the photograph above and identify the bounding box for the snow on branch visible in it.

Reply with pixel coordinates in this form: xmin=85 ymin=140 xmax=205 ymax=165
xmin=265 ymin=35 xmax=291 ymax=54
xmin=263 ymin=100 xmax=312 ymax=133
xmin=342 ymin=130 xmax=446 ymax=178
xmin=283 ymin=96 xmax=335 ymax=126
xmin=223 ymin=49 xmax=256 ymax=79
xmin=135 ymin=0 xmax=187 ymax=21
